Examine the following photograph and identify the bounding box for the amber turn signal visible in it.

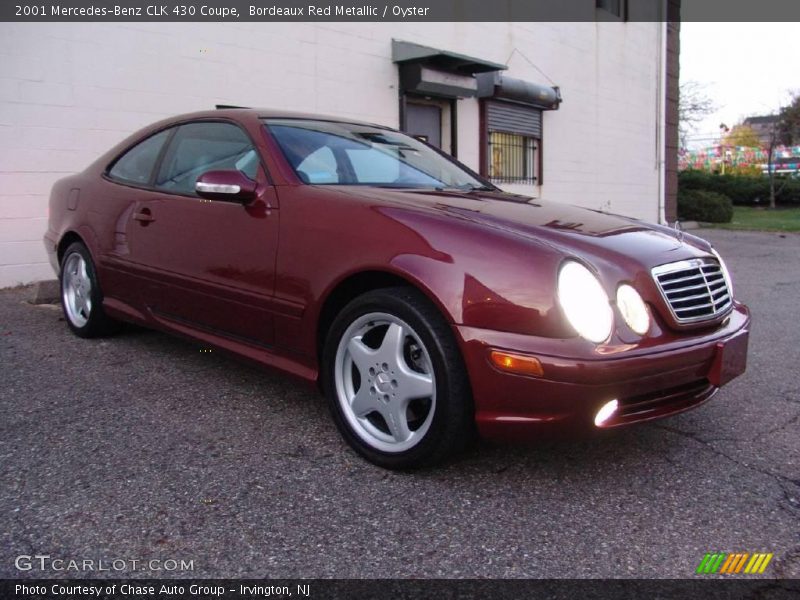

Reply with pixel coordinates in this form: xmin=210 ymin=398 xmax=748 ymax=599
xmin=489 ymin=350 xmax=544 ymax=377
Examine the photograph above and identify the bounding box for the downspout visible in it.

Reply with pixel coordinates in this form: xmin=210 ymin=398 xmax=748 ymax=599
xmin=657 ymin=17 xmax=668 ymax=224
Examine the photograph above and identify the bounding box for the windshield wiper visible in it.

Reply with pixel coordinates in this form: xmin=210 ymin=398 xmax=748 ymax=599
xmin=448 ymin=183 xmax=495 ymax=192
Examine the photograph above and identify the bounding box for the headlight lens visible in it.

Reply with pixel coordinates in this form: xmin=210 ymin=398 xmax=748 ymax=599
xmin=557 ymin=261 xmax=613 ymax=343
xmin=616 ymin=284 xmax=650 ymax=335
xmin=710 ymin=248 xmax=734 ymax=296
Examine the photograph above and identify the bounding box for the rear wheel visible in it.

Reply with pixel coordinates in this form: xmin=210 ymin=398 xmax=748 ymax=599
xmin=323 ymin=287 xmax=473 ymax=469
xmin=60 ymin=242 xmax=120 ymax=338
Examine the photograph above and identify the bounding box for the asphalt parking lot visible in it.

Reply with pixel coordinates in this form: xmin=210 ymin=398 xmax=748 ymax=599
xmin=1 ymin=229 xmax=798 ymax=579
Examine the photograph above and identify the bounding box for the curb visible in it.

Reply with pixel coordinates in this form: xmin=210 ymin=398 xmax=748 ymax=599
xmin=31 ymin=280 xmax=59 ymax=305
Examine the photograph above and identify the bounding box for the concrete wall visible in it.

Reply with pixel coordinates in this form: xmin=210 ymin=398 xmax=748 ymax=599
xmin=0 ymin=21 xmax=664 ymax=287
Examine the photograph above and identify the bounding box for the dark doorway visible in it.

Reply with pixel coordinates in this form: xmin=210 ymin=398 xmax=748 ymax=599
xmin=406 ymin=103 xmax=442 ymax=149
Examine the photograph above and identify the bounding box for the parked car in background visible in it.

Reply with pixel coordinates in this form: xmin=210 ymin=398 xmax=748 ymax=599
xmin=45 ymin=109 xmax=750 ymax=468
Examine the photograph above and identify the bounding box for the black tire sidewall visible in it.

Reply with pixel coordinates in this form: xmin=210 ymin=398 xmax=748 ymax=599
xmin=322 ymin=287 xmax=471 ymax=469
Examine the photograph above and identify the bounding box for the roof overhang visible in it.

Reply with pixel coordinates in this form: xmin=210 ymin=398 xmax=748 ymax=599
xmin=392 ymin=39 xmax=507 ymax=99
xmin=392 ymin=40 xmax=507 ymax=75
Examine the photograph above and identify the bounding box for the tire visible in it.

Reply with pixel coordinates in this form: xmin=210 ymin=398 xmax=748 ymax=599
xmin=59 ymin=242 xmax=121 ymax=338
xmin=322 ymin=287 xmax=474 ymax=469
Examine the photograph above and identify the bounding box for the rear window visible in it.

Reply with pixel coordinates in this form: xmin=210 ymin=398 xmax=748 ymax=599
xmin=108 ymin=129 xmax=172 ymax=185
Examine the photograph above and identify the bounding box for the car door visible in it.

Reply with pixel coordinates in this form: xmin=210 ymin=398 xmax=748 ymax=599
xmin=137 ymin=120 xmax=279 ymax=346
xmin=102 ymin=127 xmax=176 ymax=312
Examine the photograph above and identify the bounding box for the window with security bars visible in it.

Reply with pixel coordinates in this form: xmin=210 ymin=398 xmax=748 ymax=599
xmin=488 ymin=131 xmax=539 ymax=184
xmin=596 ymin=0 xmax=626 ymax=19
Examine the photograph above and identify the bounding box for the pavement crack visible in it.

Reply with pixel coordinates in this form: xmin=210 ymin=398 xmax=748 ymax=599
xmin=653 ymin=423 xmax=743 ymax=447
xmin=770 ymin=544 xmax=800 ymax=579
xmin=653 ymin=423 xmax=800 ymax=515
xmin=757 ymin=409 xmax=800 ymax=439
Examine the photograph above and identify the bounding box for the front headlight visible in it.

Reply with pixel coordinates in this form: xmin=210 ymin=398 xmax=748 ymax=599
xmin=710 ymin=248 xmax=734 ymax=296
xmin=557 ymin=261 xmax=613 ymax=343
xmin=616 ymin=284 xmax=650 ymax=335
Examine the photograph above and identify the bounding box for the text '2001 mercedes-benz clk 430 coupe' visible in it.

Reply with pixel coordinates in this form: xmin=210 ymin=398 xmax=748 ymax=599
xmin=45 ymin=109 xmax=750 ymax=469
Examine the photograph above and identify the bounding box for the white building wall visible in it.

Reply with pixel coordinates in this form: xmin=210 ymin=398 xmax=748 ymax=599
xmin=0 ymin=21 xmax=663 ymax=287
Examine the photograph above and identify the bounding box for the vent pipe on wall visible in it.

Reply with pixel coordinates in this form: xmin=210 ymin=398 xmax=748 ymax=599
xmin=476 ymin=72 xmax=562 ymax=110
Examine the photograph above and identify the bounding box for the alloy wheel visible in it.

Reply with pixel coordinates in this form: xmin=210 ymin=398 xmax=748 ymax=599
xmin=62 ymin=252 xmax=93 ymax=328
xmin=333 ymin=312 xmax=437 ymax=453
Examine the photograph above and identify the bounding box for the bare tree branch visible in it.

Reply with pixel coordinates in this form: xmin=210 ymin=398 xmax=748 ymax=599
xmin=766 ymin=92 xmax=800 ymax=209
xmin=679 ymin=80 xmax=716 ymax=148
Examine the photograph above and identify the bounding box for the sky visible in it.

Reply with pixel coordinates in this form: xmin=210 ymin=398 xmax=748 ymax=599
xmin=680 ymin=22 xmax=800 ymax=148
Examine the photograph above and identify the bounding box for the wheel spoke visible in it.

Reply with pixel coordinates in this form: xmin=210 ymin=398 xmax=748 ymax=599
xmin=396 ymin=369 xmax=434 ymax=403
xmin=347 ymin=336 xmax=376 ymax=373
xmin=383 ymin=402 xmax=412 ymax=443
xmin=78 ymin=258 xmax=88 ymax=283
xmin=78 ymin=294 xmax=89 ymax=317
xmin=377 ymin=322 xmax=406 ymax=366
xmin=350 ymin=384 xmax=380 ymax=418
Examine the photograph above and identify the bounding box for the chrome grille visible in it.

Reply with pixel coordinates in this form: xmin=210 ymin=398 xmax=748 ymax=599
xmin=652 ymin=258 xmax=732 ymax=324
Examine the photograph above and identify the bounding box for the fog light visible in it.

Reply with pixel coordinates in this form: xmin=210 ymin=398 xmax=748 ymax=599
xmin=594 ymin=399 xmax=619 ymax=427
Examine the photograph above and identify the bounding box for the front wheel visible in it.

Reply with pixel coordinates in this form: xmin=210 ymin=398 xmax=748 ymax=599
xmin=322 ymin=287 xmax=473 ymax=469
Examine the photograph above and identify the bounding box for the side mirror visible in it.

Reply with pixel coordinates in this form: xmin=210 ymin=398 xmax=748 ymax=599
xmin=195 ymin=170 xmax=257 ymax=203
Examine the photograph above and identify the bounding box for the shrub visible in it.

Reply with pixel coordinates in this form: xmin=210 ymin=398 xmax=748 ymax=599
xmin=677 ymin=189 xmax=734 ymax=223
xmin=678 ymin=169 xmax=800 ymax=206
xmin=727 ymin=164 xmax=763 ymax=177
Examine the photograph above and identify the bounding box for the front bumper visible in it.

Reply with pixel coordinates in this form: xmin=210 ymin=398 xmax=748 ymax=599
xmin=456 ymin=303 xmax=750 ymax=442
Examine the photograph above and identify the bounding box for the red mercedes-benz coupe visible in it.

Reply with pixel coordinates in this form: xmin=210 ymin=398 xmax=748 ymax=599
xmin=45 ymin=109 xmax=750 ymax=468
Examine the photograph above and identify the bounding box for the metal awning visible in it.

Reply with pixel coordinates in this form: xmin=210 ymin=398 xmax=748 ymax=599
xmin=392 ymin=40 xmax=507 ymax=75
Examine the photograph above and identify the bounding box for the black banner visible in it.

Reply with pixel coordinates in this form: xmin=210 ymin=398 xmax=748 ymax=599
xmin=3 ymin=0 xmax=800 ymax=22
xmin=3 ymin=579 xmax=800 ymax=600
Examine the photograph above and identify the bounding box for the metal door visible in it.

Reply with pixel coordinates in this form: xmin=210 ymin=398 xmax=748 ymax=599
xmin=406 ymin=103 xmax=442 ymax=149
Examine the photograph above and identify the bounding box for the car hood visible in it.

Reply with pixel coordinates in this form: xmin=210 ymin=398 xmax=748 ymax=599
xmin=336 ymin=186 xmax=711 ymax=269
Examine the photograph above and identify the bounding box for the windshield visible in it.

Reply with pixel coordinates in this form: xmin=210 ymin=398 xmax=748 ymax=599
xmin=264 ymin=119 xmax=491 ymax=190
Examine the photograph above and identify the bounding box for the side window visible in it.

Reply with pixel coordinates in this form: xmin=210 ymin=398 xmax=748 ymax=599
xmin=107 ymin=129 xmax=172 ymax=185
xmin=155 ymin=122 xmax=258 ymax=195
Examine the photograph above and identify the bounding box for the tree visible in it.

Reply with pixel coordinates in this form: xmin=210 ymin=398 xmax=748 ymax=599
xmin=718 ymin=124 xmax=761 ymax=176
xmin=722 ymin=124 xmax=760 ymax=148
xmin=764 ymin=92 xmax=800 ymax=209
xmin=679 ymin=80 xmax=716 ymax=149
xmin=778 ymin=92 xmax=800 ymax=147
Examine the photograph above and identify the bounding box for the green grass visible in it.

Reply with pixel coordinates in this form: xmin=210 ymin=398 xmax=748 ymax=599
xmin=708 ymin=206 xmax=800 ymax=232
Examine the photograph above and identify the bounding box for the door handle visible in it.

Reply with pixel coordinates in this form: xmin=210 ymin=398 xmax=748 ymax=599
xmin=133 ymin=208 xmax=155 ymax=224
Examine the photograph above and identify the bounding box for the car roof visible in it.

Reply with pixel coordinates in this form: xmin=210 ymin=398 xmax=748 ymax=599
xmin=87 ymin=108 xmax=396 ymax=176
xmin=166 ymin=108 xmax=389 ymax=130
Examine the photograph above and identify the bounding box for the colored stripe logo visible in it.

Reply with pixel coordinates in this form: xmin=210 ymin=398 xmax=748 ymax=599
xmin=696 ymin=552 xmax=773 ymax=574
